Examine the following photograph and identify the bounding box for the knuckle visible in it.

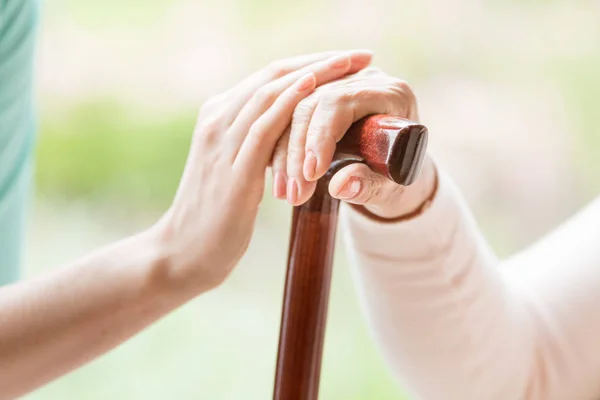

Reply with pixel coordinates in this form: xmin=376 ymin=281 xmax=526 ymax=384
xmin=361 ymin=180 xmax=380 ymax=204
xmin=390 ymin=78 xmax=413 ymax=95
xmin=317 ymin=92 xmax=337 ymax=109
xmin=194 ymin=131 xmax=217 ymax=150
xmin=333 ymin=86 xmax=356 ymax=100
xmin=194 ymin=112 xmax=226 ymax=146
xmin=271 ymin=149 xmax=286 ymax=167
xmin=361 ymin=66 xmax=383 ymax=76
xmin=248 ymin=121 xmax=267 ymax=141
xmin=273 ymin=160 xmax=287 ymax=172
xmin=305 ymin=125 xmax=325 ymax=143
xmin=388 ymin=78 xmax=418 ymax=118
xmin=252 ymin=85 xmax=278 ymax=106
xmin=286 ymin=142 xmax=304 ymax=163
xmin=196 ymin=114 xmax=222 ymax=136
xmin=384 ymin=182 xmax=404 ymax=203
xmin=266 ymin=60 xmax=289 ymax=79
xmin=271 ymin=133 xmax=290 ymax=168
xmin=202 ymin=89 xmax=230 ymax=108
xmin=292 ymin=100 xmax=315 ymax=123
xmin=321 ymin=91 xmax=339 ymax=104
xmin=198 ymin=96 xmax=220 ymax=118
xmin=321 ymin=89 xmax=350 ymax=108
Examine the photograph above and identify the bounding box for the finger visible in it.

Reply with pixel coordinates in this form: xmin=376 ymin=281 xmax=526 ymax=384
xmin=222 ymin=52 xmax=337 ymax=120
xmin=226 ymin=52 xmax=369 ymax=160
xmin=328 ymin=162 xmax=398 ymax=205
xmin=233 ymin=73 xmax=317 ymax=177
xmin=281 ymin=49 xmax=371 ymax=73
xmin=282 ymin=76 xmax=360 ymax=204
xmin=270 ymin=51 xmax=372 ymax=97
xmin=303 ymin=84 xmax=398 ymax=183
xmin=258 ymin=50 xmax=371 ymax=89
xmin=285 ymin=94 xmax=318 ymax=205
xmin=223 ymin=50 xmax=372 ymax=124
xmin=271 ymin=126 xmax=290 ymax=199
xmin=279 ymin=57 xmax=379 ymax=205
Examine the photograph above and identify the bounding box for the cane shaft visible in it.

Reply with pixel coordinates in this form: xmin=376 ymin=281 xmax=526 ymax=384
xmin=273 ymin=115 xmax=428 ymax=400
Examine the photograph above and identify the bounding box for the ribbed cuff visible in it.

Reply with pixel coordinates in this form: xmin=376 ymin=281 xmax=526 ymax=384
xmin=348 ymin=163 xmax=439 ymax=224
xmin=341 ymin=168 xmax=463 ymax=260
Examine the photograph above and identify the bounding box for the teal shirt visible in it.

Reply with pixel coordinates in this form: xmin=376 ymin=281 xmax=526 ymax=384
xmin=0 ymin=0 xmax=38 ymax=284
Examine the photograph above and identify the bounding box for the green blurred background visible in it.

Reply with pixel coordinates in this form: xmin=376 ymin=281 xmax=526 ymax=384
xmin=24 ymin=0 xmax=600 ymax=398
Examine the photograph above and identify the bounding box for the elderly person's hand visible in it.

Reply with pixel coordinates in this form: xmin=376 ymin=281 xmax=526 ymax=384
xmin=271 ymin=66 xmax=436 ymax=219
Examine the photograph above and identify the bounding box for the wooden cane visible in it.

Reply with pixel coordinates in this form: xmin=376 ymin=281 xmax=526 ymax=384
xmin=273 ymin=114 xmax=428 ymax=400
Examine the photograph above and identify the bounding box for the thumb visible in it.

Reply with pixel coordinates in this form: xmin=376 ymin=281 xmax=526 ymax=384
xmin=328 ymin=163 xmax=400 ymax=205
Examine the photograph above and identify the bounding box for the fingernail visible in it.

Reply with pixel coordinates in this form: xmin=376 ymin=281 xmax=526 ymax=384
xmin=337 ymin=178 xmax=361 ymax=199
xmin=296 ymin=73 xmax=315 ymax=91
xmin=329 ymin=54 xmax=350 ymax=69
xmin=273 ymin=172 xmax=287 ymax=199
xmin=287 ymin=178 xmax=298 ymax=205
xmin=348 ymin=50 xmax=373 ymax=68
xmin=349 ymin=49 xmax=374 ymax=57
xmin=350 ymin=57 xmax=371 ymax=69
xmin=303 ymin=150 xmax=318 ymax=181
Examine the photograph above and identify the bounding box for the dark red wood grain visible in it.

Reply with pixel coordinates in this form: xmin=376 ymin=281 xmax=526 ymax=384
xmin=337 ymin=114 xmax=428 ymax=186
xmin=273 ymin=115 xmax=428 ymax=400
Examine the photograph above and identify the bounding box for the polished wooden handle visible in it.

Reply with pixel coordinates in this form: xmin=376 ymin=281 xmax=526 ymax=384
xmin=336 ymin=114 xmax=428 ymax=186
xmin=273 ymin=115 xmax=428 ymax=400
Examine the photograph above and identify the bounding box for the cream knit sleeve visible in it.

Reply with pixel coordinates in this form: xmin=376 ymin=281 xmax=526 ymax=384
xmin=342 ymin=169 xmax=600 ymax=400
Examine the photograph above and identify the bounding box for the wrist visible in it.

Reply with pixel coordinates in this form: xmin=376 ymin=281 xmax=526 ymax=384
xmin=362 ymin=156 xmax=437 ymax=220
xmin=140 ymin=222 xmax=213 ymax=298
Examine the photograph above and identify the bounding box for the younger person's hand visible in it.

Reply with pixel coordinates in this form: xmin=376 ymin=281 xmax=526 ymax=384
xmin=152 ymin=50 xmax=372 ymax=290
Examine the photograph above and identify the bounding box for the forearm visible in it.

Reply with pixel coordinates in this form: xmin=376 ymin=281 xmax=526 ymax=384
xmin=342 ymin=169 xmax=535 ymax=400
xmin=500 ymin=195 xmax=600 ymax=398
xmin=0 ymin=229 xmax=200 ymax=399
